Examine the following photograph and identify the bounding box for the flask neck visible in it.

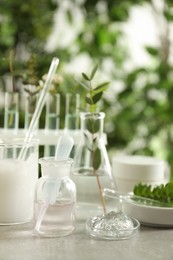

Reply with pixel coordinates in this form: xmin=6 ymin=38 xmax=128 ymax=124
xmin=80 ymin=112 xmax=105 ymax=137
xmin=39 ymin=157 xmax=73 ymax=179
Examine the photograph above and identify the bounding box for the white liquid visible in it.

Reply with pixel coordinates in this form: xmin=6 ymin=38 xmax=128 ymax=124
xmin=34 ymin=200 xmax=76 ymax=237
xmin=71 ymin=173 xmax=111 ymax=220
xmin=0 ymin=153 xmax=38 ymax=224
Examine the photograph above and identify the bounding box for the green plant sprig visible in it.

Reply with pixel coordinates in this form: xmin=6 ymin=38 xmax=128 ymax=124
xmin=77 ymin=64 xmax=110 ymax=214
xmin=78 ymin=64 xmax=110 ymax=113
xmin=134 ymin=182 xmax=173 ymax=206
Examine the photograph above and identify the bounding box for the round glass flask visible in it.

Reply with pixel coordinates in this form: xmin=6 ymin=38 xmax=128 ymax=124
xmin=70 ymin=112 xmax=115 ymax=220
xmin=34 ymin=157 xmax=76 ymax=237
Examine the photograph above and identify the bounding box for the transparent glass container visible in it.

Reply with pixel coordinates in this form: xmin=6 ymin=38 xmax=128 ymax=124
xmin=65 ymin=93 xmax=80 ymax=130
xmin=44 ymin=93 xmax=61 ymax=156
xmin=34 ymin=157 xmax=76 ymax=237
xmin=24 ymin=92 xmax=39 ymax=129
xmin=0 ymin=138 xmax=38 ymax=224
xmin=4 ymin=92 xmax=19 ymax=130
xmin=70 ymin=112 xmax=115 ymax=220
xmin=85 ymin=188 xmax=140 ymax=240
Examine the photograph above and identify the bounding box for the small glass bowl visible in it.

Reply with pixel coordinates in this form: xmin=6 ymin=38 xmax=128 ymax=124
xmin=86 ymin=213 xmax=140 ymax=240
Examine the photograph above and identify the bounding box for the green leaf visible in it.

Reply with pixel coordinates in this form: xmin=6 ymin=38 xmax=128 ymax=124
xmin=93 ymin=119 xmax=100 ymax=133
xmin=86 ymin=118 xmax=94 ymax=133
xmin=24 ymin=88 xmax=30 ymax=94
xmin=85 ymin=96 xmax=93 ymax=105
xmin=92 ymin=92 xmax=103 ymax=104
xmin=86 ymin=118 xmax=100 ymax=134
xmin=92 ymin=136 xmax=99 ymax=151
xmin=145 ymin=46 xmax=159 ymax=56
xmin=90 ymin=64 xmax=98 ymax=80
xmin=93 ymin=82 xmax=110 ymax=94
xmin=75 ymin=80 xmax=89 ymax=90
xmin=82 ymin=72 xmax=90 ymax=81
xmin=66 ymin=10 xmax=73 ymax=23
xmin=84 ymin=132 xmax=93 ymax=152
xmin=164 ymin=10 xmax=173 ymax=21
xmin=93 ymin=148 xmax=101 ymax=170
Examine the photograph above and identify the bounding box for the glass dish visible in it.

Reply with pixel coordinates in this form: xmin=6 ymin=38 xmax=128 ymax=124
xmin=86 ymin=211 xmax=140 ymax=240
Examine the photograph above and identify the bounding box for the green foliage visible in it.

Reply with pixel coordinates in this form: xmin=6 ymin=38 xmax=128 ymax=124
xmin=86 ymin=118 xmax=100 ymax=134
xmin=134 ymin=183 xmax=173 ymax=206
xmin=93 ymin=148 xmax=101 ymax=170
xmin=0 ymin=0 xmax=57 ymax=46
xmin=22 ymin=55 xmax=39 ymax=86
xmin=0 ymin=0 xmax=57 ymax=77
xmin=78 ymin=64 xmax=110 ymax=113
xmin=1 ymin=0 xmax=173 ymax=178
xmin=77 ymin=65 xmax=110 ymax=173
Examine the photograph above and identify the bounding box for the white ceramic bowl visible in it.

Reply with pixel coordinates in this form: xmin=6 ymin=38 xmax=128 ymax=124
xmin=112 ymin=155 xmax=170 ymax=192
xmin=123 ymin=199 xmax=173 ymax=227
xmin=115 ymin=178 xmax=168 ymax=193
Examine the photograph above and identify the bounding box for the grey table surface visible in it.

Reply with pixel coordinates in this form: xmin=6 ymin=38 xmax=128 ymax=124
xmin=0 ymin=221 xmax=173 ymax=260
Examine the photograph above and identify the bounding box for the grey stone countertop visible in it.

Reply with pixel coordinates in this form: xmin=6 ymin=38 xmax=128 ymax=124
xmin=0 ymin=220 xmax=173 ymax=260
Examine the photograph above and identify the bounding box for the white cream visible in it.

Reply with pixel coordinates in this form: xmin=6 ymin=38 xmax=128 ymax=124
xmin=0 ymin=153 xmax=38 ymax=224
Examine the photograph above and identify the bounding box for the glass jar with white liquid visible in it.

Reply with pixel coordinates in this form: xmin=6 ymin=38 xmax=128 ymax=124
xmin=0 ymin=138 xmax=38 ymax=224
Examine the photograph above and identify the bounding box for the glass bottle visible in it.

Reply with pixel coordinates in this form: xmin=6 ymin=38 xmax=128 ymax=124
xmin=34 ymin=157 xmax=76 ymax=237
xmin=70 ymin=112 xmax=116 ymax=220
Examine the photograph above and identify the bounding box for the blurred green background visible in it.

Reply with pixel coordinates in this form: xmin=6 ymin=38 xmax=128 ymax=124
xmin=1 ymin=0 xmax=173 ymax=177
